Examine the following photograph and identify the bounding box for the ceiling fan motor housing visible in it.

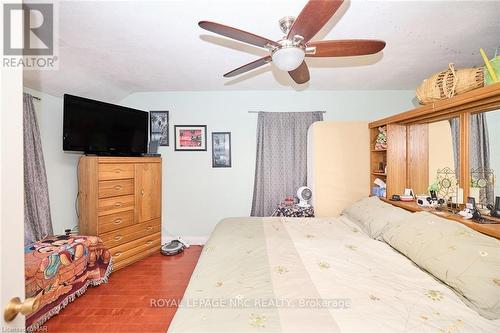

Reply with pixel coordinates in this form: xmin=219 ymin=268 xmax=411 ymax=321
xmin=279 ymin=16 xmax=296 ymax=34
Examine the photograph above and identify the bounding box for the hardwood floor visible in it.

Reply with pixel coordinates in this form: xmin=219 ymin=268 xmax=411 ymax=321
xmin=44 ymin=246 xmax=203 ymax=333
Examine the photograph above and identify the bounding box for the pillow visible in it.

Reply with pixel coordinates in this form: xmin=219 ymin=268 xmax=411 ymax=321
xmin=341 ymin=196 xmax=412 ymax=239
xmin=382 ymin=211 xmax=500 ymax=319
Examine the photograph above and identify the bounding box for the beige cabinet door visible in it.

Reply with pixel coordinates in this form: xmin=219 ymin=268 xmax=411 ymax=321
xmin=135 ymin=163 xmax=161 ymax=223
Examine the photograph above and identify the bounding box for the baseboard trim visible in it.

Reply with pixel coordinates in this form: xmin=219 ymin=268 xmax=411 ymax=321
xmin=163 ymin=235 xmax=208 ymax=246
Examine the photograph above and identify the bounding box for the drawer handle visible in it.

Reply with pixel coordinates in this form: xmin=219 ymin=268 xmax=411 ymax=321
xmin=114 ymin=252 xmax=122 ymax=257
xmin=146 ymin=226 xmax=153 ymax=231
xmin=113 ymin=218 xmax=123 ymax=225
xmin=141 ymin=190 xmax=145 ymax=196
xmin=114 ymin=235 xmax=122 ymax=241
xmin=114 ymin=185 xmax=122 ymax=190
xmin=114 ymin=202 xmax=122 ymax=207
xmin=114 ymin=169 xmax=122 ymax=174
xmin=146 ymin=240 xmax=153 ymax=246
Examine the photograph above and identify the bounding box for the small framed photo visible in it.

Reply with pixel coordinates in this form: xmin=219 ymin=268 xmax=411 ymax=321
xmin=150 ymin=111 xmax=169 ymax=146
xmin=174 ymin=125 xmax=207 ymax=151
xmin=212 ymin=132 xmax=231 ymax=168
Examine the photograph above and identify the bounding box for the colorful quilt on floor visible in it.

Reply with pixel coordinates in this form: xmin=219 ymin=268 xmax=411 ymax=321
xmin=24 ymin=235 xmax=112 ymax=331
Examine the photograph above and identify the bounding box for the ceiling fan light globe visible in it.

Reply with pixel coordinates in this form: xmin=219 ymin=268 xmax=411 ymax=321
xmin=271 ymin=47 xmax=305 ymax=71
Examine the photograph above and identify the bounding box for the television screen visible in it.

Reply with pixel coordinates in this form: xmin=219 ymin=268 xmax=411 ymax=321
xmin=63 ymin=94 xmax=148 ymax=155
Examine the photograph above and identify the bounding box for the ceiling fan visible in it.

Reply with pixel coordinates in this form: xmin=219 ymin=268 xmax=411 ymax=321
xmin=198 ymin=0 xmax=386 ymax=84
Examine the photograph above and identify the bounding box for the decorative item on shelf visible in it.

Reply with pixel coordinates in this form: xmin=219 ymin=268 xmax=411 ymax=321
xmin=428 ymin=179 xmax=440 ymax=195
xmin=372 ymin=177 xmax=386 ymax=198
xmin=470 ymin=167 xmax=494 ymax=207
xmin=459 ymin=197 xmax=483 ymax=221
xmin=427 ymin=180 xmax=446 ymax=210
xmin=416 ymin=191 xmax=445 ymax=208
xmin=375 ymin=162 xmax=386 ymax=174
xmin=400 ymin=188 xmax=414 ymax=202
xmin=480 ymin=47 xmax=499 ymax=85
xmin=390 ymin=194 xmax=401 ymax=201
xmin=374 ymin=126 xmax=387 ymax=151
xmin=435 ymin=167 xmax=461 ymax=212
xmin=416 ymin=195 xmax=433 ymax=207
xmin=416 ymin=63 xmax=484 ymax=105
xmin=487 ymin=196 xmax=500 ymax=218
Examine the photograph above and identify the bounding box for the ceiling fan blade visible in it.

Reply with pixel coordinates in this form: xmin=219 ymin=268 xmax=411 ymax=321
xmin=199 ymin=21 xmax=280 ymax=49
xmin=306 ymin=39 xmax=386 ymax=57
xmin=223 ymin=56 xmax=272 ymax=77
xmin=287 ymin=0 xmax=344 ymax=43
xmin=288 ymin=61 xmax=310 ymax=84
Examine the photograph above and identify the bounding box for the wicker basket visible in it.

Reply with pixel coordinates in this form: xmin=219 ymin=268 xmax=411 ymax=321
xmin=416 ymin=63 xmax=484 ymax=105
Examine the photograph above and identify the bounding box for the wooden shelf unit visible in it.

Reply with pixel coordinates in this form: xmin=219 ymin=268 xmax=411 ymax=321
xmin=370 ymin=124 xmax=407 ymax=198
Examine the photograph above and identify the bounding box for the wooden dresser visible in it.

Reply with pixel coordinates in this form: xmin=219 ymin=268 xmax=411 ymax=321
xmin=78 ymin=156 xmax=162 ymax=271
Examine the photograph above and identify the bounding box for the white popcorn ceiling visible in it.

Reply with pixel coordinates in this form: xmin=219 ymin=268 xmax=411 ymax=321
xmin=24 ymin=0 xmax=500 ymax=102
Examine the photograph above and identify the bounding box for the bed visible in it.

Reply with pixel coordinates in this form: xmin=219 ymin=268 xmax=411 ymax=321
xmin=168 ymin=202 xmax=500 ymax=332
xmin=24 ymin=234 xmax=112 ymax=331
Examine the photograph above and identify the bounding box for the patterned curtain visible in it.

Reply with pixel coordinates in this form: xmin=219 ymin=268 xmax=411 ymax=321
xmin=470 ymin=114 xmax=493 ymax=204
xmin=449 ymin=118 xmax=460 ymax=178
xmin=24 ymin=93 xmax=53 ymax=245
xmin=449 ymin=114 xmax=492 ymax=204
xmin=251 ymin=112 xmax=323 ymax=216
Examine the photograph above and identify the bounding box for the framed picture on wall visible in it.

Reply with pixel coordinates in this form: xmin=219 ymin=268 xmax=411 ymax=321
xmin=212 ymin=132 xmax=231 ymax=168
xmin=174 ymin=125 xmax=207 ymax=151
xmin=150 ymin=111 xmax=169 ymax=146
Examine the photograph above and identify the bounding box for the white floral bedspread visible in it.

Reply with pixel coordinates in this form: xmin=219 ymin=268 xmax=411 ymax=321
xmin=168 ymin=216 xmax=500 ymax=332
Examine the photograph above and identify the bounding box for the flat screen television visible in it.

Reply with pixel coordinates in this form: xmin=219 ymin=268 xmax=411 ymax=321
xmin=63 ymin=94 xmax=148 ymax=156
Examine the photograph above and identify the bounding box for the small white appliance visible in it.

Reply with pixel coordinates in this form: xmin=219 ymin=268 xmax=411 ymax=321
xmin=296 ymin=186 xmax=312 ymax=207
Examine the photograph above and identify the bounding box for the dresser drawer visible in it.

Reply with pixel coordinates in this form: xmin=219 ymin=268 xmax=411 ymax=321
xmin=109 ymin=232 xmax=161 ymax=264
xmin=98 ymin=195 xmax=134 ymax=216
xmin=98 ymin=210 xmax=135 ymax=233
xmin=98 ymin=179 xmax=134 ymax=198
xmin=98 ymin=164 xmax=134 ymax=180
xmin=100 ymin=219 xmax=161 ymax=248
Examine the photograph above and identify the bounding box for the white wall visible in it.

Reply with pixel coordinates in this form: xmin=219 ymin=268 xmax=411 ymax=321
xmin=23 ymin=88 xmax=80 ymax=235
xmin=1 ymin=56 xmax=25 ymax=328
xmin=120 ymin=90 xmax=415 ymax=242
xmin=25 ymin=89 xmax=415 ymax=242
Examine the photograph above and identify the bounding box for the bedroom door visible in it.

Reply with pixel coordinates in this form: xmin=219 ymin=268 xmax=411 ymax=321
xmin=135 ymin=162 xmax=162 ymax=223
xmin=0 ymin=54 xmax=26 ymax=327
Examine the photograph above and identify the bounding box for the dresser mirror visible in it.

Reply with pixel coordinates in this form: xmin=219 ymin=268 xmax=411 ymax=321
xmin=428 ymin=117 xmax=461 ymax=203
xmin=469 ymin=109 xmax=500 ymax=209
